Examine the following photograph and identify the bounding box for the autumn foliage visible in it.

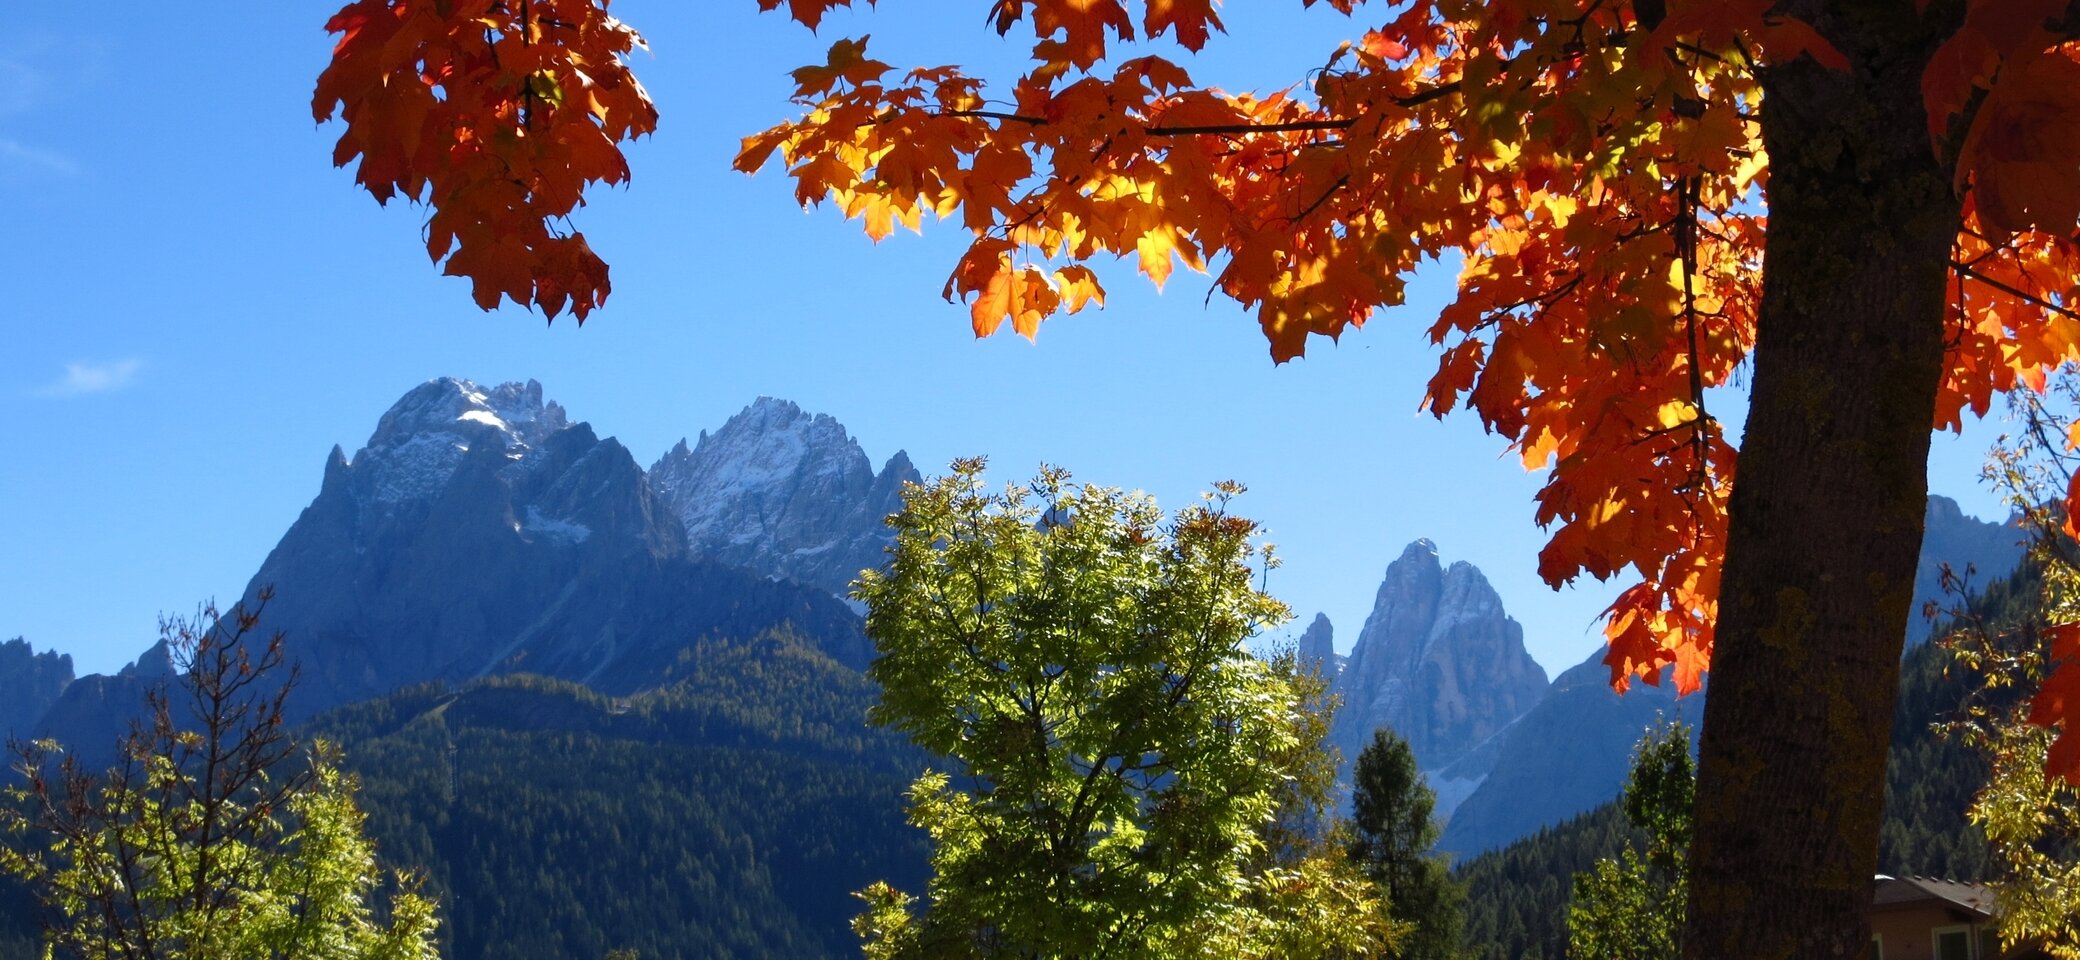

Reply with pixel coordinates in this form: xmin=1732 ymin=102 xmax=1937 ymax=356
xmin=319 ymin=0 xmax=2080 ymax=775
xmin=314 ymin=0 xmax=656 ymax=320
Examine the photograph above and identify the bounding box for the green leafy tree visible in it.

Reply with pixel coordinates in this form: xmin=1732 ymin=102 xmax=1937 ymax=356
xmin=0 ymin=593 xmax=441 ymax=960
xmin=1567 ymin=719 xmax=1693 ymax=960
xmin=1940 ymin=378 xmax=2080 ymax=960
xmin=1347 ymin=728 xmax=1465 ymax=960
xmin=850 ymin=460 xmax=1397 ymax=960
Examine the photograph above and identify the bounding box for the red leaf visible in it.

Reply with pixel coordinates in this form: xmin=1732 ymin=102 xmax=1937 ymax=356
xmin=2032 ymin=623 xmax=2080 ymax=783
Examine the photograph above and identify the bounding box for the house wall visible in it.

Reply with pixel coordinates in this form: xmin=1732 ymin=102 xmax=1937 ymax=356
xmin=1868 ymin=907 xmax=1996 ymax=960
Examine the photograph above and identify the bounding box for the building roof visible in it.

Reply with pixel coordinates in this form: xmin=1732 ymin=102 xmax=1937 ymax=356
xmin=1871 ymin=874 xmax=1998 ymax=920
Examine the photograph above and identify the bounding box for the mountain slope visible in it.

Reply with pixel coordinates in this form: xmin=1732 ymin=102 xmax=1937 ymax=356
xmin=1437 ymin=495 xmax=2022 ymax=856
xmin=0 ymin=640 xmax=71 ymax=741
xmin=318 ymin=631 xmax=927 ymax=960
xmin=4 ymin=631 xmax=928 ymax=960
xmin=649 ymin=397 xmax=917 ymax=598
xmin=1909 ymin=495 xmax=2025 ymax=645
xmin=1328 ymin=541 xmax=1550 ymax=786
xmin=1437 ymin=653 xmax=1696 ymax=855
xmin=246 ymin=381 xmax=869 ymax=710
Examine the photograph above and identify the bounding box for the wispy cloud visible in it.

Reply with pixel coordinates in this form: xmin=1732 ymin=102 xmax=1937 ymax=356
xmin=0 ymin=54 xmax=49 ymax=116
xmin=39 ymin=359 xmax=142 ymax=398
xmin=0 ymin=138 xmax=75 ymax=176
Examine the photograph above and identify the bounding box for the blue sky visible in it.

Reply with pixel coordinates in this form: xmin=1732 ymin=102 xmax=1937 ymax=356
xmin=2 ymin=2 xmax=2010 ymax=677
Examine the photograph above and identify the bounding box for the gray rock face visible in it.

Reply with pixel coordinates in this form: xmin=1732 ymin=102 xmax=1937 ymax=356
xmin=205 ymin=379 xmax=869 ymax=715
xmin=32 ymin=641 xmax=171 ymax=770
xmin=1436 ymin=652 xmax=1698 ymax=855
xmin=1298 ymin=613 xmax=1338 ymax=678
xmin=1433 ymin=494 xmax=2012 ymax=855
xmin=1911 ymin=495 xmax=2024 ymax=644
xmin=0 ymin=638 xmax=72 ymax=739
xmin=649 ymin=398 xmax=919 ymax=597
xmin=29 ymin=381 xmax=889 ymax=760
xmin=1327 ymin=540 xmax=1551 ymax=779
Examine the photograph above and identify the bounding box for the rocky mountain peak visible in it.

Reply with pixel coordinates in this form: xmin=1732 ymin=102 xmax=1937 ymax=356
xmin=0 ymin=637 xmax=73 ymax=739
xmin=1298 ymin=613 xmax=1337 ymax=677
xmin=1911 ymin=495 xmax=2024 ymax=644
xmin=1328 ymin=540 xmax=1550 ymax=777
xmin=649 ymin=398 xmax=920 ymax=596
xmin=1348 ymin=539 xmax=1448 ymax=678
xmin=353 ymin=378 xmax=571 ymax=505
xmin=368 ymin=378 xmax=568 ymax=451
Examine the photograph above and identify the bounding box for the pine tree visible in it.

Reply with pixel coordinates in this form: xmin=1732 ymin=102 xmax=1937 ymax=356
xmin=1348 ymin=728 xmax=1466 ymax=960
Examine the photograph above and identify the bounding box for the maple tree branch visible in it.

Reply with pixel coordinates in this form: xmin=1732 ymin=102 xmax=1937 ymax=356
xmin=1284 ymin=175 xmax=1349 ymax=226
xmin=938 ymin=108 xmax=1362 ymax=136
xmin=1954 ymin=262 xmax=2080 ymax=322
xmin=1148 ymin=117 xmax=1358 ymax=136
xmin=1677 ymin=175 xmax=1713 ymax=493
xmin=939 ymin=109 xmax=1046 ymax=126
xmin=935 ymin=80 xmax=1467 ymax=139
xmin=1475 ymin=274 xmax=1584 ymax=331
xmin=1946 ymin=257 xmax=1969 ymax=352
xmin=1631 ymin=417 xmax=1720 ymax=449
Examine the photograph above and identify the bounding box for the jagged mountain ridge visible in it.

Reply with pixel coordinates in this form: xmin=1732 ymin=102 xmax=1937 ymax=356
xmin=31 ymin=380 xmax=911 ymax=744
xmin=1432 ymin=493 xmax=2021 ymax=855
xmin=238 ymin=380 xmax=877 ymax=711
xmin=1326 ymin=540 xmax=1550 ymax=790
xmin=0 ymin=639 xmax=71 ymax=741
xmin=649 ymin=398 xmax=918 ymax=598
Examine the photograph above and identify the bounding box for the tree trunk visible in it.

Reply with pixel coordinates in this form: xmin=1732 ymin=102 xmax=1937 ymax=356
xmin=1681 ymin=4 xmax=1963 ymax=958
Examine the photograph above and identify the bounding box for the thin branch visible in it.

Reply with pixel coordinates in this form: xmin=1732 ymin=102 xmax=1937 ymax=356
xmin=934 ymin=79 xmax=1466 ymax=138
xmin=1955 ymin=262 xmax=2080 ymax=322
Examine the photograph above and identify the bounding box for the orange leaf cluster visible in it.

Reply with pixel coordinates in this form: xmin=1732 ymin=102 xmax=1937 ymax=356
xmin=314 ymin=0 xmax=656 ymax=320
xmin=740 ymin=0 xmax=1792 ymax=693
xmin=1915 ymin=5 xmax=2080 ymax=778
xmin=738 ymin=0 xmax=2080 ymax=721
xmin=2033 ymin=624 xmax=2080 ymax=781
xmin=306 ymin=0 xmax=2080 ymax=778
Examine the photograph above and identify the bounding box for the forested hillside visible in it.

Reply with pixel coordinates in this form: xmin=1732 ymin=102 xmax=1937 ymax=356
xmin=1458 ymin=803 xmax=1638 ymax=960
xmin=2 ymin=631 xmax=928 ymax=960
xmin=1458 ymin=569 xmax=2034 ymax=958
xmin=322 ymin=637 xmax=929 ymax=960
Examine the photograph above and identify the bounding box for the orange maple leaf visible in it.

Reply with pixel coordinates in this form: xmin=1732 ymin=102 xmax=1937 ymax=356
xmin=2034 ymin=623 xmax=2080 ymax=781
xmin=316 ymin=0 xmax=654 ymax=321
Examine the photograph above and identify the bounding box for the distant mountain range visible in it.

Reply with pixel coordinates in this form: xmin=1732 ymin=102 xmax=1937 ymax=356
xmin=29 ymin=381 xmax=908 ymax=747
xmin=3 ymin=379 xmax=923 ymax=960
xmin=1313 ymin=495 xmax=2023 ymax=856
xmin=0 ymin=377 xmax=2033 ymax=957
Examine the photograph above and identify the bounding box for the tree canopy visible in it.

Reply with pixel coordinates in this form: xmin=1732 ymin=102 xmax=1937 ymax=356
xmin=1567 ymin=719 xmax=1695 ymax=960
xmin=314 ymin=2 xmax=2080 ymax=956
xmin=0 ymin=597 xmax=440 ymax=960
xmin=850 ymin=462 xmax=1396 ymax=960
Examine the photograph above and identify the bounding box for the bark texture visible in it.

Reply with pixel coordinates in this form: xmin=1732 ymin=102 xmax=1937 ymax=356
xmin=1681 ymin=3 xmax=1964 ymax=958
